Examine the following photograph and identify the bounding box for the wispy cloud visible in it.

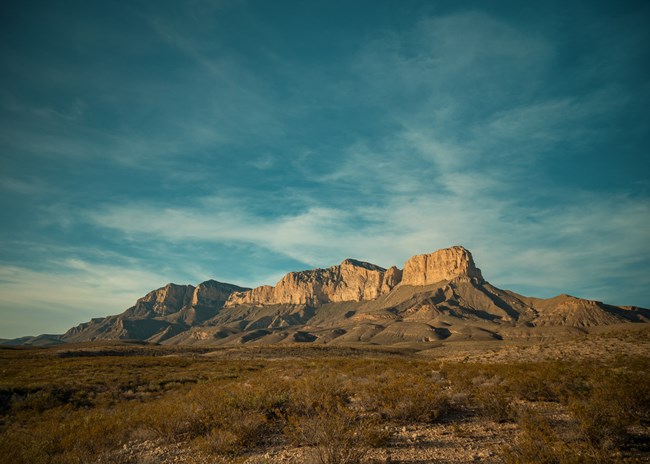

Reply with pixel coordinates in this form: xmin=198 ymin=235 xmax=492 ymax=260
xmin=247 ymin=154 xmax=276 ymax=170
xmin=87 ymin=201 xmax=355 ymax=266
xmin=83 ymin=185 xmax=649 ymax=303
xmin=0 ymin=260 xmax=170 ymax=337
xmin=0 ymin=176 xmax=54 ymax=196
xmin=350 ymin=11 xmax=552 ymax=111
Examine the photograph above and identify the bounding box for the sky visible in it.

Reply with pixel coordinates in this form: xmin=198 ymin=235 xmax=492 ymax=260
xmin=0 ymin=0 xmax=648 ymax=338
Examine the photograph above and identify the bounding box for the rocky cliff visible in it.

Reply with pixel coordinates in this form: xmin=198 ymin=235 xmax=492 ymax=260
xmin=225 ymin=258 xmax=401 ymax=306
xmin=125 ymin=283 xmax=195 ymax=317
xmin=226 ymin=246 xmax=481 ymax=306
xmin=401 ymin=246 xmax=483 ymax=286
xmin=63 ymin=280 xmax=249 ymax=343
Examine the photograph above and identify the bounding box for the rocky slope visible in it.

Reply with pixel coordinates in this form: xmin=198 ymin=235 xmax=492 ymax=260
xmin=61 ymin=280 xmax=249 ymax=344
xmin=4 ymin=246 xmax=648 ymax=346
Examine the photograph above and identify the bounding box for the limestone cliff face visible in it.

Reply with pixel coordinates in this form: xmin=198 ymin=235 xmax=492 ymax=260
xmin=124 ymin=281 xmax=249 ymax=318
xmin=225 ymin=247 xmax=484 ymax=307
xmin=225 ymin=259 xmax=402 ymax=307
xmin=381 ymin=266 xmax=403 ymax=294
xmin=191 ymin=280 xmax=250 ymax=307
xmin=226 ymin=285 xmax=275 ymax=306
xmin=131 ymin=283 xmax=196 ymax=316
xmin=63 ymin=280 xmax=249 ymax=342
xmin=401 ymin=246 xmax=483 ymax=286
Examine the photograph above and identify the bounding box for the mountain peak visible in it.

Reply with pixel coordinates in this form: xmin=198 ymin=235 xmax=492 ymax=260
xmin=401 ymin=245 xmax=483 ymax=286
xmin=339 ymin=258 xmax=386 ymax=272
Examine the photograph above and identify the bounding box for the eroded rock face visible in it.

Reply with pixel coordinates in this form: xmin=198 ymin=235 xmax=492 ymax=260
xmin=225 ymin=259 xmax=402 ymax=307
xmin=135 ymin=283 xmax=195 ymax=316
xmin=226 ymin=285 xmax=275 ymax=306
xmin=225 ymin=247 xmax=484 ymax=307
xmin=382 ymin=266 xmax=403 ymax=294
xmin=126 ymin=281 xmax=248 ymax=318
xmin=401 ymin=246 xmax=483 ymax=286
xmin=191 ymin=280 xmax=250 ymax=307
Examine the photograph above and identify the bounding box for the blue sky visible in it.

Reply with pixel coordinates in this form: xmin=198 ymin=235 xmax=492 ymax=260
xmin=1 ymin=0 xmax=648 ymax=338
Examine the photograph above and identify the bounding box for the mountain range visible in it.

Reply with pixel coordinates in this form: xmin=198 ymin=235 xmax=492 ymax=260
xmin=5 ymin=246 xmax=649 ymax=346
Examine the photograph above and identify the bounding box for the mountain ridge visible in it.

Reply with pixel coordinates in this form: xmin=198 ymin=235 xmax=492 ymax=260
xmin=3 ymin=246 xmax=648 ymax=346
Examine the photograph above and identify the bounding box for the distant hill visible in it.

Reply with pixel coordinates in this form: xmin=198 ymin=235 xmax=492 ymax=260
xmin=3 ymin=246 xmax=648 ymax=347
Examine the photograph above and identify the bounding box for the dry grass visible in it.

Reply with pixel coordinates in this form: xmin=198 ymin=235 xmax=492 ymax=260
xmin=0 ymin=341 xmax=648 ymax=463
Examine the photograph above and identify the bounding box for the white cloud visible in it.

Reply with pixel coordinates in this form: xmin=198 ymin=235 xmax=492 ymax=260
xmin=88 ymin=201 xmax=356 ymax=265
xmin=0 ymin=176 xmax=53 ymax=196
xmin=0 ymin=260 xmax=171 ymax=338
xmin=351 ymin=11 xmax=552 ymax=111
xmin=247 ymin=154 xmax=275 ymax=170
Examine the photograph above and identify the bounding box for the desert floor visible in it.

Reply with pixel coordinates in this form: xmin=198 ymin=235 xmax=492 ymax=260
xmin=1 ymin=323 xmax=648 ymax=463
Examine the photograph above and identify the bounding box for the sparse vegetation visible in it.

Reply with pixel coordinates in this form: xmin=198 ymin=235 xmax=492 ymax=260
xmin=0 ymin=338 xmax=648 ymax=463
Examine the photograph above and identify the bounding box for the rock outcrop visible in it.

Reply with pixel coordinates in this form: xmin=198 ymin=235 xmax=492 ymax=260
xmin=401 ymin=246 xmax=483 ymax=286
xmin=127 ymin=283 xmax=196 ymax=317
xmin=62 ymin=280 xmax=249 ymax=343
xmin=225 ymin=258 xmax=402 ymax=307
xmin=125 ymin=280 xmax=249 ymax=317
xmin=225 ymin=285 xmax=275 ymax=306
xmin=191 ymin=280 xmax=250 ymax=308
xmin=381 ymin=266 xmax=403 ymax=294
